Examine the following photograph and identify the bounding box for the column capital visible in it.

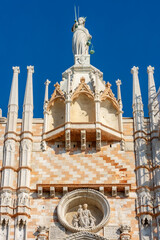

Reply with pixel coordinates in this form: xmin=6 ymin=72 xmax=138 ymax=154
xmin=116 ymin=79 xmax=122 ymax=86
xmin=12 ymin=66 xmax=20 ymax=74
xmin=44 ymin=79 xmax=51 ymax=86
xmin=65 ymin=69 xmax=72 ymax=75
xmin=147 ymin=65 xmax=154 ymax=74
xmin=131 ymin=66 xmax=139 ymax=74
xmin=27 ymin=65 xmax=34 ymax=73
xmin=93 ymin=70 xmax=100 ymax=75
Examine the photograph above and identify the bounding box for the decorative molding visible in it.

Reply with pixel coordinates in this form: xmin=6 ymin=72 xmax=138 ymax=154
xmin=41 ymin=141 xmax=47 ymax=151
xmin=71 ymin=77 xmax=94 ymax=101
xmin=81 ymin=130 xmax=86 ymax=151
xmin=96 ymin=129 xmax=101 ymax=151
xmin=120 ymin=224 xmax=131 ymax=240
xmin=50 ymin=187 xmax=55 ymax=197
xmin=37 ymin=225 xmax=49 ymax=240
xmin=0 ymin=215 xmax=10 ymax=225
xmin=17 ymin=192 xmax=30 ymax=207
xmin=47 ymin=82 xmax=65 ymax=110
xmin=101 ymin=82 xmax=119 ymax=110
xmin=112 ymin=186 xmax=117 ymax=197
xmin=65 ymin=129 xmax=71 ymax=151
xmin=64 ymin=231 xmax=108 ymax=240
xmin=57 ymin=188 xmax=110 ymax=233
xmin=38 ymin=186 xmax=43 ymax=198
xmin=124 ymin=186 xmax=130 ymax=197
xmin=0 ymin=191 xmax=12 ymax=206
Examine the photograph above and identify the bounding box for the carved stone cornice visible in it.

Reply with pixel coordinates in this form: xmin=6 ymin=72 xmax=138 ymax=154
xmin=64 ymin=231 xmax=109 ymax=240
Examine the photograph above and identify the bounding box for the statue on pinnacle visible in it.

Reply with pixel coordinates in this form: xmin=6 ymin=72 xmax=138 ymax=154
xmin=72 ymin=16 xmax=92 ymax=56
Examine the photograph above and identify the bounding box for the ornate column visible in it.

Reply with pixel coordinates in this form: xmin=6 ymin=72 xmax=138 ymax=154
xmin=65 ymin=70 xmax=72 ymax=123
xmin=18 ymin=66 xmax=34 ymax=188
xmin=0 ymin=67 xmax=20 ymax=240
xmin=94 ymin=71 xmax=101 ymax=151
xmin=116 ymin=79 xmax=124 ymax=150
xmin=42 ymin=79 xmax=51 ymax=151
xmin=17 ymin=66 xmax=34 ymax=239
xmin=43 ymin=79 xmax=51 ymax=133
xmin=147 ymin=66 xmax=160 ymax=239
xmin=65 ymin=70 xmax=72 ymax=151
xmin=131 ymin=66 xmax=153 ymax=240
xmin=94 ymin=70 xmax=100 ymax=123
xmin=1 ymin=67 xmax=20 ymax=188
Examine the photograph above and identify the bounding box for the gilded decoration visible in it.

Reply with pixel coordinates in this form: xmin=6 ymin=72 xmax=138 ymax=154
xmin=47 ymin=82 xmax=65 ymax=110
xmin=101 ymin=82 xmax=119 ymax=110
xmin=71 ymin=77 xmax=94 ymax=101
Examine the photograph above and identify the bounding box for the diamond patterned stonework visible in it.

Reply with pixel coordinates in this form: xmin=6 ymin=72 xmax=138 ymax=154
xmin=0 ymin=14 xmax=159 ymax=240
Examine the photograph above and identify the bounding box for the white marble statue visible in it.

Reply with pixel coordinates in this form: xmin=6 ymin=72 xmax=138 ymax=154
xmin=72 ymin=204 xmax=96 ymax=228
xmin=72 ymin=17 xmax=92 ymax=56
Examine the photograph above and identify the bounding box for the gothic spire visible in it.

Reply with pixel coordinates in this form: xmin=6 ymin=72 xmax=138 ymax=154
xmin=23 ymin=66 xmax=34 ymax=106
xmin=7 ymin=66 xmax=20 ymax=132
xmin=131 ymin=66 xmax=142 ymax=107
xmin=131 ymin=66 xmax=144 ymax=132
xmin=147 ymin=65 xmax=157 ymax=106
xmin=8 ymin=66 xmax=20 ymax=107
xmin=22 ymin=66 xmax=34 ymax=132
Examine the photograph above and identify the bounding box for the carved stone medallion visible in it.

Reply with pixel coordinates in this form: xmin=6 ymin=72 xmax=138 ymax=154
xmin=57 ymin=189 xmax=110 ymax=233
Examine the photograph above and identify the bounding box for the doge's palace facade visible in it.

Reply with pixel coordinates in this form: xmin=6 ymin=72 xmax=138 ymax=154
xmin=0 ymin=16 xmax=160 ymax=240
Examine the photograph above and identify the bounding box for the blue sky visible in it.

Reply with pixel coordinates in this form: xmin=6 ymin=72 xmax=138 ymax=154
xmin=0 ymin=0 xmax=160 ymax=118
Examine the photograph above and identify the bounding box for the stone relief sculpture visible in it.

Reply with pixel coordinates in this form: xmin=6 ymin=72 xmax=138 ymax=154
xmin=72 ymin=204 xmax=96 ymax=229
xmin=1 ymin=191 xmax=12 ymax=206
xmin=18 ymin=192 xmax=30 ymax=206
xmin=72 ymin=17 xmax=92 ymax=56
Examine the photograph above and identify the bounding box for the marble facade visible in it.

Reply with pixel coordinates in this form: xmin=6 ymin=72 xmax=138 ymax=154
xmin=0 ymin=16 xmax=160 ymax=240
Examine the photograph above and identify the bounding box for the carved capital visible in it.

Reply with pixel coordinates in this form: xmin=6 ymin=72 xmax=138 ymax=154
xmin=147 ymin=65 xmax=154 ymax=74
xmin=27 ymin=65 xmax=34 ymax=73
xmin=44 ymin=79 xmax=51 ymax=86
xmin=120 ymin=225 xmax=131 ymax=240
xmin=21 ymin=139 xmax=32 ymax=151
xmin=37 ymin=225 xmax=49 ymax=239
xmin=5 ymin=140 xmax=15 ymax=152
xmin=131 ymin=66 xmax=139 ymax=74
xmin=120 ymin=225 xmax=131 ymax=233
xmin=93 ymin=70 xmax=100 ymax=76
xmin=12 ymin=66 xmax=20 ymax=74
xmin=0 ymin=191 xmax=12 ymax=206
xmin=116 ymin=79 xmax=122 ymax=86
xmin=65 ymin=69 xmax=72 ymax=75
xmin=18 ymin=192 xmax=30 ymax=206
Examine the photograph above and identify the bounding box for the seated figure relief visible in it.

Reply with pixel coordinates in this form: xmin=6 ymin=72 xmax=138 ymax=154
xmin=72 ymin=204 xmax=96 ymax=229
